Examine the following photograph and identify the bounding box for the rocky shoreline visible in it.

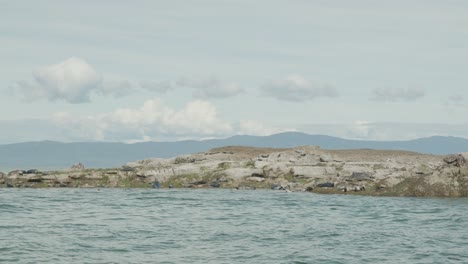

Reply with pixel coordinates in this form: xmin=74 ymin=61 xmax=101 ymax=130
xmin=1 ymin=146 xmax=467 ymax=197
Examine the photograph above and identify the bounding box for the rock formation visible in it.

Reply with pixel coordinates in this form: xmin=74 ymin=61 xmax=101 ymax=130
xmin=1 ymin=146 xmax=467 ymax=197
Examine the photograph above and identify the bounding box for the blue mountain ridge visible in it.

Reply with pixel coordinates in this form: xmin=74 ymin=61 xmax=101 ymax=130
xmin=1 ymin=132 xmax=467 ymax=171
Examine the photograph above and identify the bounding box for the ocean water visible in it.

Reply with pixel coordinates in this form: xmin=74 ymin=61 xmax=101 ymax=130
xmin=0 ymin=189 xmax=467 ymax=264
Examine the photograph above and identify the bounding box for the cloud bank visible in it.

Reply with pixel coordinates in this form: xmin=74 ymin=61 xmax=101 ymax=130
xmin=49 ymin=98 xmax=280 ymax=142
xmin=10 ymin=57 xmax=245 ymax=103
xmin=177 ymin=77 xmax=244 ymax=99
xmin=370 ymin=87 xmax=425 ymax=102
xmin=261 ymin=75 xmax=338 ymax=102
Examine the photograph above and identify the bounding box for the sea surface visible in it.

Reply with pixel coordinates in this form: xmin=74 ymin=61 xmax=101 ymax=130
xmin=0 ymin=189 xmax=467 ymax=264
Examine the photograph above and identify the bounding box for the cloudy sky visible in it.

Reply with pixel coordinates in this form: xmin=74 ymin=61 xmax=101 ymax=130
xmin=1 ymin=0 xmax=467 ymax=143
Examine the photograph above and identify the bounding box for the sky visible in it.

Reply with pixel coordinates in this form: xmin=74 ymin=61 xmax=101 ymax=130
xmin=1 ymin=0 xmax=467 ymax=143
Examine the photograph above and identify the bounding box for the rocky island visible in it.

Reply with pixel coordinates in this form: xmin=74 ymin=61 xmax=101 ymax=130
xmin=1 ymin=146 xmax=467 ymax=197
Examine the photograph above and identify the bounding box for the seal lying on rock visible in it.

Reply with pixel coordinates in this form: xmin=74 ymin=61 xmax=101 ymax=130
xmin=317 ymin=182 xmax=334 ymax=188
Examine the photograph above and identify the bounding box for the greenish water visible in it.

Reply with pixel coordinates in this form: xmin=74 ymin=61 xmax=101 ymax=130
xmin=0 ymin=189 xmax=467 ymax=264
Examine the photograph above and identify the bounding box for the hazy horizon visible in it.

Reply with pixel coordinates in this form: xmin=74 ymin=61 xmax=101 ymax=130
xmin=1 ymin=130 xmax=468 ymax=146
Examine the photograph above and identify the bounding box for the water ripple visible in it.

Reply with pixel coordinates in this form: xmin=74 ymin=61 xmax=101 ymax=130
xmin=0 ymin=189 xmax=467 ymax=263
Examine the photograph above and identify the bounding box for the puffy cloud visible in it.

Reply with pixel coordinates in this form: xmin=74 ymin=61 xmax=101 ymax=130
xmin=370 ymin=87 xmax=425 ymax=102
xmin=51 ymin=98 xmax=234 ymax=142
xmin=177 ymin=77 xmax=244 ymax=99
xmin=11 ymin=57 xmax=102 ymax=103
xmin=260 ymin=75 xmax=338 ymax=102
xmin=11 ymin=58 xmax=246 ymax=102
xmin=10 ymin=57 xmax=142 ymax=102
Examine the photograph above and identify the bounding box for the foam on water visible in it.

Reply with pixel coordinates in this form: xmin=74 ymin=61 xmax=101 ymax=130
xmin=1 ymin=189 xmax=467 ymax=263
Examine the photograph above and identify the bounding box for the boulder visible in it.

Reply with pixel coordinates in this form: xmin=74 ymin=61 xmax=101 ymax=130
xmin=84 ymin=173 xmax=104 ymax=180
xmin=70 ymin=163 xmax=85 ymax=170
xmin=174 ymin=156 xmax=196 ymax=164
xmin=319 ymin=154 xmax=333 ymax=162
xmin=246 ymin=176 xmax=265 ymax=182
xmin=121 ymin=165 xmax=135 ymax=172
xmin=26 ymin=175 xmax=42 ymax=183
xmin=349 ymin=172 xmax=374 ymax=181
xmin=262 ymin=163 xmax=290 ymax=178
xmin=291 ymin=166 xmax=335 ymax=178
xmin=41 ymin=175 xmax=58 ymax=182
xmin=224 ymin=168 xmax=262 ymax=181
xmin=8 ymin=170 xmax=24 ymax=177
xmin=443 ymin=154 xmax=466 ymax=167
xmin=172 ymin=164 xmax=202 ymax=177
xmin=68 ymin=174 xmax=83 ymax=179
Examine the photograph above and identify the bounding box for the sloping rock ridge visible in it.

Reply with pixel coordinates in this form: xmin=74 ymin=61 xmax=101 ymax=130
xmin=1 ymin=146 xmax=467 ymax=197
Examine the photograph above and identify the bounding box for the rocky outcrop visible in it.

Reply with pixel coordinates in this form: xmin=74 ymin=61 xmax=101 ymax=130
xmin=443 ymin=154 xmax=466 ymax=167
xmin=70 ymin=163 xmax=85 ymax=170
xmin=1 ymin=146 xmax=467 ymax=197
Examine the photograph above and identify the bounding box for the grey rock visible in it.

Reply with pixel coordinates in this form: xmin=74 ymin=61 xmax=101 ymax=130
xmin=85 ymin=174 xmax=104 ymax=180
xmin=174 ymin=156 xmax=196 ymax=164
xmin=26 ymin=175 xmax=42 ymax=183
xmin=121 ymin=165 xmax=135 ymax=172
xmin=70 ymin=163 xmax=85 ymax=170
xmin=349 ymin=172 xmax=374 ymax=181
xmin=246 ymin=176 xmax=265 ymax=182
xmin=443 ymin=154 xmax=466 ymax=167
xmin=68 ymin=174 xmax=83 ymax=180
xmin=8 ymin=170 xmax=24 ymax=177
xmin=319 ymin=154 xmax=333 ymax=162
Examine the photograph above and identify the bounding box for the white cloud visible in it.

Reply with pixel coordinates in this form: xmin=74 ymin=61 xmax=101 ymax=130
xmin=10 ymin=58 xmax=246 ymax=103
xmin=177 ymin=77 xmax=244 ymax=98
xmin=11 ymin=57 xmax=102 ymax=103
xmin=51 ymin=98 xmax=234 ymax=141
xmin=10 ymin=57 xmax=141 ymax=103
xmin=370 ymin=87 xmax=425 ymax=102
xmin=260 ymin=75 xmax=338 ymax=102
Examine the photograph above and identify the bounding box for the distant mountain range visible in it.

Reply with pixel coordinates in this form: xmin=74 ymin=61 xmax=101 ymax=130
xmin=1 ymin=132 xmax=467 ymax=172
